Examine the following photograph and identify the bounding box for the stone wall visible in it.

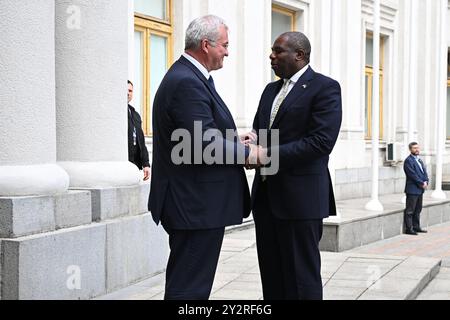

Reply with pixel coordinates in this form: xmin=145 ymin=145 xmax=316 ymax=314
xmin=0 ymin=184 xmax=169 ymax=300
xmin=334 ymin=166 xmax=407 ymax=201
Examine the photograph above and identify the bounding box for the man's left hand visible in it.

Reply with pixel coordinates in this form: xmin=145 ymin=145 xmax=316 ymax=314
xmin=239 ymin=131 xmax=258 ymax=146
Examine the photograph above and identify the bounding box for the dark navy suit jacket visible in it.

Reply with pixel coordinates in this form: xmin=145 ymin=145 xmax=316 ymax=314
xmin=251 ymin=67 xmax=342 ymax=220
xmin=149 ymin=56 xmax=251 ymax=230
xmin=404 ymin=155 xmax=429 ymax=195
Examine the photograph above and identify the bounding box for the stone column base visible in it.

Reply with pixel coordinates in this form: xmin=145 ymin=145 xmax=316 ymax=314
xmin=0 ymin=164 xmax=69 ymax=197
xmin=58 ymin=161 xmax=141 ymax=189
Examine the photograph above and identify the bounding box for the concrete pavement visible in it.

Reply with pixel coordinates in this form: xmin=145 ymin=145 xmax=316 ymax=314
xmin=96 ymin=224 xmax=443 ymax=300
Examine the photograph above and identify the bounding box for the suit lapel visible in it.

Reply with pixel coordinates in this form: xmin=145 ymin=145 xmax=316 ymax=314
xmin=418 ymin=158 xmax=426 ymax=175
xmin=410 ymin=155 xmax=423 ymax=175
xmin=178 ymin=56 xmax=236 ymax=129
xmin=208 ymin=83 xmax=236 ymax=129
xmin=270 ymin=67 xmax=315 ymax=129
xmin=260 ymin=80 xmax=284 ymax=130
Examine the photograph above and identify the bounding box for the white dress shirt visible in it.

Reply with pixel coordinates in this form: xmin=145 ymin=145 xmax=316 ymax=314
xmin=182 ymin=52 xmax=210 ymax=80
xmin=413 ymin=155 xmax=424 ymax=173
xmin=271 ymin=64 xmax=310 ymax=114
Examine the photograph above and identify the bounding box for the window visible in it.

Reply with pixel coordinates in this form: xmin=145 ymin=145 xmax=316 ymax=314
xmin=271 ymin=4 xmax=296 ymax=80
xmin=134 ymin=0 xmax=172 ymax=136
xmin=365 ymin=33 xmax=385 ymax=140
xmin=135 ymin=0 xmax=168 ymax=21
xmin=272 ymin=5 xmax=295 ymax=44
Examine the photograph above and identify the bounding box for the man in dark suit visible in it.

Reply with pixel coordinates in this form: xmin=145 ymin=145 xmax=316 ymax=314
xmin=403 ymin=142 xmax=429 ymax=235
xmin=250 ymin=32 xmax=342 ymax=300
xmin=127 ymin=80 xmax=150 ymax=181
xmin=148 ymin=15 xmax=254 ymax=300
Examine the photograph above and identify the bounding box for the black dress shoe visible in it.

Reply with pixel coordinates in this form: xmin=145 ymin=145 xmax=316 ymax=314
xmin=405 ymin=230 xmax=418 ymax=235
xmin=414 ymin=229 xmax=428 ymax=233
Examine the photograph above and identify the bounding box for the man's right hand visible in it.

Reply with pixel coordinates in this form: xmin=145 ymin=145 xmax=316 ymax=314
xmin=245 ymin=144 xmax=269 ymax=170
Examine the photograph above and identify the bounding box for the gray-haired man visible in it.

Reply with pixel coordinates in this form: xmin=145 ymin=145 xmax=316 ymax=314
xmin=149 ymin=15 xmax=255 ymax=300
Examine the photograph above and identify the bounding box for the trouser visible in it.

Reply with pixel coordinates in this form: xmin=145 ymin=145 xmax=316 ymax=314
xmin=162 ymin=226 xmax=225 ymax=300
xmin=253 ymin=182 xmax=324 ymax=300
xmin=404 ymin=194 xmax=423 ymax=232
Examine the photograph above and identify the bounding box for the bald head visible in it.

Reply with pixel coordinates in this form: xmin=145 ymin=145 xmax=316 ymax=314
xmin=279 ymin=32 xmax=311 ymax=64
xmin=270 ymin=31 xmax=311 ymax=79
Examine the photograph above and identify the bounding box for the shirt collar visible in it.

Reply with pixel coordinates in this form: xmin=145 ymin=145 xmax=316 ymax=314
xmin=182 ymin=53 xmax=210 ymax=80
xmin=286 ymin=64 xmax=310 ymax=85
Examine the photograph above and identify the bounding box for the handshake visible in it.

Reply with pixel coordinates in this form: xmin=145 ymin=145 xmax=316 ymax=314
xmin=239 ymin=131 xmax=270 ymax=170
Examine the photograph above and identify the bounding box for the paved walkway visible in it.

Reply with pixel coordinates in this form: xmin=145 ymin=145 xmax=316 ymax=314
xmin=96 ymin=224 xmax=445 ymax=300
xmin=349 ymin=222 xmax=450 ymax=262
xmin=349 ymin=222 xmax=450 ymax=300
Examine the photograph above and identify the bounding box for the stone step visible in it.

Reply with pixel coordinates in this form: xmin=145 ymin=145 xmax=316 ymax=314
xmin=416 ymin=265 xmax=450 ymax=300
xmin=320 ymin=191 xmax=450 ymax=252
xmin=322 ymin=254 xmax=441 ymax=300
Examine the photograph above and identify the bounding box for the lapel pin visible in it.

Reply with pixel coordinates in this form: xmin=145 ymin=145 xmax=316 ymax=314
xmin=302 ymin=84 xmax=308 ymax=89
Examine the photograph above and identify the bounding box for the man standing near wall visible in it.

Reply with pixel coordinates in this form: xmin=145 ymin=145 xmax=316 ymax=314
xmin=128 ymin=80 xmax=150 ymax=181
xmin=403 ymin=142 xmax=429 ymax=235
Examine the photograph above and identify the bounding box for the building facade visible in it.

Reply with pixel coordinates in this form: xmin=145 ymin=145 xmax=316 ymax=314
xmin=0 ymin=0 xmax=449 ymax=299
xmin=130 ymin=0 xmax=450 ymax=201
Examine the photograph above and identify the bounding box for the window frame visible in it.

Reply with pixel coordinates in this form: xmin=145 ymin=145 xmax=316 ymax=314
xmin=134 ymin=0 xmax=171 ymax=25
xmin=134 ymin=0 xmax=173 ymax=137
xmin=271 ymin=4 xmax=296 ymax=81
xmin=272 ymin=4 xmax=296 ymax=33
xmin=365 ymin=32 xmax=385 ymax=141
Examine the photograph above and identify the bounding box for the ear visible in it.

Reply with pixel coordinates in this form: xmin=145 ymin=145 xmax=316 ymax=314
xmin=296 ymin=49 xmax=305 ymax=62
xmin=201 ymin=39 xmax=209 ymax=54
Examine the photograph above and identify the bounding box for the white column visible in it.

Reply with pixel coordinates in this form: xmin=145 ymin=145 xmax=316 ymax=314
xmin=365 ymin=0 xmax=383 ymax=211
xmin=408 ymin=0 xmax=418 ymax=145
xmin=312 ymin=0 xmax=332 ymax=74
xmin=55 ymin=0 xmax=140 ymax=188
xmin=128 ymin=0 xmax=135 ymax=82
xmin=329 ymin=0 xmax=343 ymax=219
xmin=401 ymin=0 xmax=419 ymax=205
xmin=431 ymin=0 xmax=448 ymax=200
xmin=0 ymin=0 xmax=69 ymax=196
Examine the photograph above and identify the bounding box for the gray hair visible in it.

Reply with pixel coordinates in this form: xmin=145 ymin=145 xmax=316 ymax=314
xmin=185 ymin=15 xmax=228 ymax=51
xmin=281 ymin=32 xmax=312 ymax=63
